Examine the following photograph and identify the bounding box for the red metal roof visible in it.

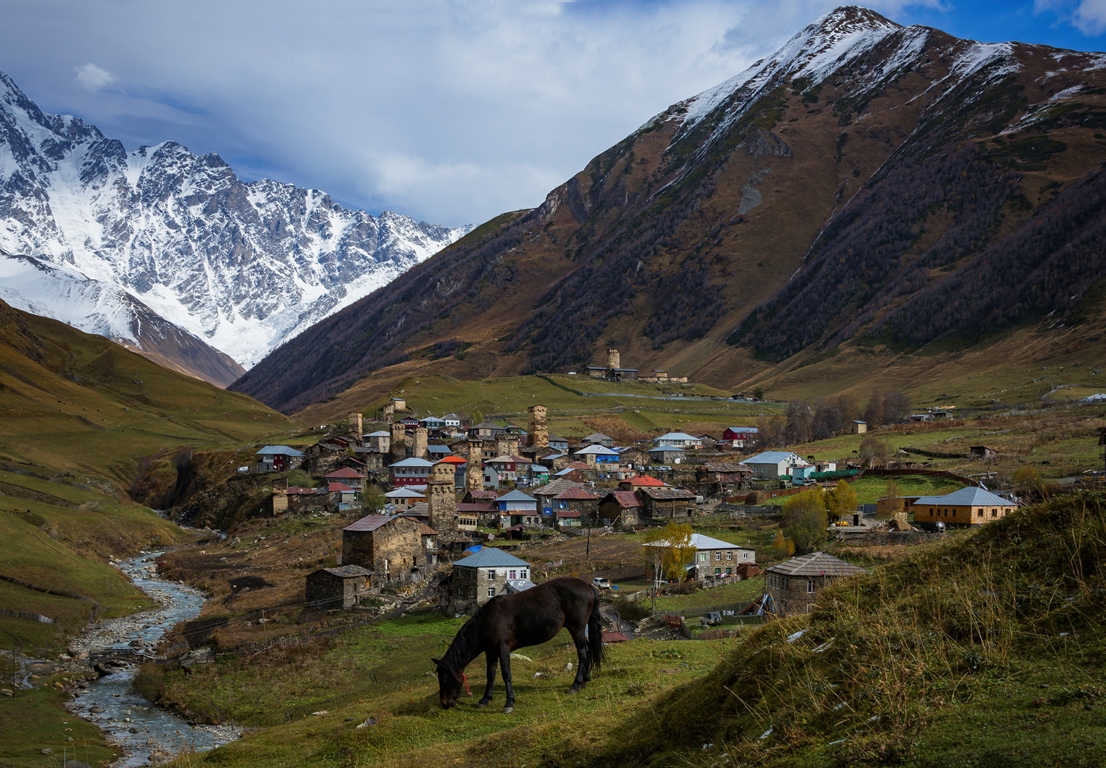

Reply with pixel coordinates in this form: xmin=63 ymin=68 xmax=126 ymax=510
xmin=626 ymin=474 xmax=666 ymax=487
xmin=419 ymin=523 xmax=438 ymax=536
xmin=604 ymin=491 xmax=641 ymax=507
xmin=456 ymin=502 xmax=497 ymax=513
xmin=438 ymin=455 xmax=467 ymax=464
xmin=328 ymin=482 xmax=354 ymax=492
xmin=325 ymin=468 xmax=362 ymax=479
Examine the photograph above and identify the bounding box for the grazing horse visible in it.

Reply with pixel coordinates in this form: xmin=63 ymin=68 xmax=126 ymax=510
xmin=433 ymin=577 xmax=604 ymax=713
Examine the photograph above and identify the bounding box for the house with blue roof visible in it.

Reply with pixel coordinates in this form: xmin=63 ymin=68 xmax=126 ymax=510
xmin=256 ymin=445 xmax=305 ymax=472
xmin=447 ymin=547 xmax=534 ymax=611
xmin=497 ymin=489 xmax=540 ymax=527
xmin=911 ymin=486 xmax=1018 ymax=528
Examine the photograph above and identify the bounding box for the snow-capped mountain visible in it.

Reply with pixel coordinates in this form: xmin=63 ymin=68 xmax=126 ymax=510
xmin=0 ymin=70 xmax=469 ymax=383
xmin=234 ymin=5 xmax=1106 ymax=413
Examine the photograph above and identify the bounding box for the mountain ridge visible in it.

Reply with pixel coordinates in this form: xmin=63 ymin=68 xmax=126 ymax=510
xmin=232 ymin=6 xmax=1106 ymax=413
xmin=0 ymin=70 xmax=469 ymax=384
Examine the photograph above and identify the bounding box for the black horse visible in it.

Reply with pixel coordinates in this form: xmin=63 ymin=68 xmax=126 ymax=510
xmin=433 ymin=577 xmax=604 ymax=713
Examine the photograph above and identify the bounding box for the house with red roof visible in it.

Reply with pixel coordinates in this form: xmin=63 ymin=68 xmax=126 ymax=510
xmin=552 ymin=486 xmax=599 ymax=528
xmin=325 ymin=467 xmax=364 ymax=490
xmin=596 ymin=490 xmax=644 ymax=528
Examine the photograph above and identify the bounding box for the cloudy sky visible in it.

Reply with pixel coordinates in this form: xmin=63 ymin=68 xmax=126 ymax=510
xmin=2 ymin=0 xmax=1105 ymax=226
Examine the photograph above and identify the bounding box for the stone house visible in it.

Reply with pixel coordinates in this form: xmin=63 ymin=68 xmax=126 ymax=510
xmin=447 ymin=547 xmax=534 ymax=612
xmin=696 ymin=462 xmax=753 ymax=494
xmin=687 ymin=534 xmax=756 ymax=580
xmin=305 ymin=565 xmax=372 ymax=609
xmin=580 ymin=432 xmax=616 ymax=448
xmin=324 ymin=467 xmax=364 ymax=490
xmin=362 ymin=430 xmax=391 ymax=453
xmin=552 ymin=486 xmax=598 ymax=528
xmin=533 ymin=478 xmax=583 ymax=516
xmin=637 ymin=486 xmax=698 ymax=519
xmin=648 ymin=445 xmax=685 ymax=465
xmin=618 ymin=474 xmax=666 ymax=491
xmin=342 ymin=514 xmax=429 ymax=585
xmin=851 ymin=420 xmax=868 ymax=434
xmin=596 ymin=490 xmax=643 ymax=528
xmin=765 ymin=552 xmax=866 ymax=616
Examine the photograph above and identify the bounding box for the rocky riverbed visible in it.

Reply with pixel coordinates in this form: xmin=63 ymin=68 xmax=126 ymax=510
xmin=66 ymin=551 xmax=240 ymax=766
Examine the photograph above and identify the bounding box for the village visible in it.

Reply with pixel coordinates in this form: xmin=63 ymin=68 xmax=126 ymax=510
xmin=243 ymin=350 xmax=1043 ymax=627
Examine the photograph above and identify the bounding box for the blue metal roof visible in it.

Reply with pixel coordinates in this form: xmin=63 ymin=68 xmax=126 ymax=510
xmin=453 ymin=548 xmax=531 ymax=568
xmin=256 ymin=445 xmax=304 ymax=457
xmin=915 ymin=487 xmax=1018 ymax=507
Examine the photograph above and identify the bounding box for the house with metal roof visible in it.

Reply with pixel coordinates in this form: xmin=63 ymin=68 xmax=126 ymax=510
xmin=305 ymin=565 xmax=372 ymax=609
xmin=552 ymin=487 xmax=599 ymax=528
xmin=388 ymin=457 xmax=435 ymax=487
xmin=255 ymin=445 xmax=305 ymax=472
xmin=649 ymin=444 xmax=686 ymax=465
xmin=596 ymin=490 xmax=644 ymax=528
xmin=654 ymin=432 xmax=704 ymax=449
xmin=720 ymin=426 xmax=759 ymax=449
xmin=574 ymin=444 xmax=620 ymax=466
xmin=497 ymin=489 xmax=540 ymax=527
xmin=740 ymin=451 xmax=809 ymax=480
xmin=911 ymin=486 xmax=1018 ymax=528
xmin=580 ymin=432 xmax=615 ymax=448
xmin=765 ymin=552 xmax=866 ymax=616
xmin=685 ymin=534 xmax=756 ymax=579
xmin=362 ymin=430 xmax=391 ymax=453
xmin=341 ymin=514 xmax=430 ymax=586
xmin=447 ymin=547 xmax=534 ymax=611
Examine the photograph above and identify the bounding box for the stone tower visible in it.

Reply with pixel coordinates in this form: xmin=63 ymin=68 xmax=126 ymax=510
xmin=348 ymin=411 xmax=363 ymax=437
xmin=390 ymin=422 xmax=407 ymax=464
xmin=382 ymin=403 xmax=395 ymax=424
xmin=607 ymin=349 xmax=620 ymax=370
xmin=495 ymin=434 xmax=512 ymax=458
xmin=412 ymin=427 xmax=429 ymax=460
xmin=427 ymin=461 xmax=458 ymax=537
xmin=527 ymin=404 xmax=548 ymax=448
xmin=465 ymin=440 xmax=483 ymax=491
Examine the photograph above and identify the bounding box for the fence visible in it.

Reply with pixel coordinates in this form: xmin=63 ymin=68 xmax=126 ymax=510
xmin=656 ymin=601 xmax=766 ymax=623
xmin=0 ymin=608 xmax=54 ymax=624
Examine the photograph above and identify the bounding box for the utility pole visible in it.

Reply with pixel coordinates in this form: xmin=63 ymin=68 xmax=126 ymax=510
xmin=586 ymin=524 xmax=591 ymax=560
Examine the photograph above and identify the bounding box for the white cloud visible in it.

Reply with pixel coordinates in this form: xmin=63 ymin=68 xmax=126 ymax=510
xmin=74 ymin=62 xmax=115 ymax=91
xmin=1074 ymin=0 xmax=1106 ymax=34
xmin=4 ymin=1 xmax=952 ymax=225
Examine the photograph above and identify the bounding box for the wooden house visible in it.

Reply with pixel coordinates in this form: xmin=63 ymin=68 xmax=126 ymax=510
xmin=596 ymin=490 xmax=643 ymax=528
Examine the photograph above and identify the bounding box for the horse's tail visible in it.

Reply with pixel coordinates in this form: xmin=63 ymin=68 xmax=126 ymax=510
xmin=588 ymin=587 xmax=605 ymax=674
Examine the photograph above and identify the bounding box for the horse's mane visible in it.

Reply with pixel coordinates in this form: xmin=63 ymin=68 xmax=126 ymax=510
xmin=441 ymin=608 xmax=484 ymax=671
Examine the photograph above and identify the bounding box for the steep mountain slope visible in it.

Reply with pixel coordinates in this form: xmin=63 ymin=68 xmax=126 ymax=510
xmin=0 ymin=71 xmax=469 ymax=382
xmin=234 ymin=6 xmax=1106 ymax=414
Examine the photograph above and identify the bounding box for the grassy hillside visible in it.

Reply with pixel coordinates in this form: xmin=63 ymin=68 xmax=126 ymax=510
xmin=0 ymin=299 xmax=301 ymax=761
xmin=298 ymin=372 xmax=769 ymax=435
xmin=145 ymin=493 xmax=1106 ymax=768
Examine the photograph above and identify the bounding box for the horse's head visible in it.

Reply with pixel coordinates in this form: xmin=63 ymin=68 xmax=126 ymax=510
xmin=432 ymin=657 xmax=463 ymax=709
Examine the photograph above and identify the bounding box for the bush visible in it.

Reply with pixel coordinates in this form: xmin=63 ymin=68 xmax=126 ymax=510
xmin=614 ymin=598 xmax=652 ymax=623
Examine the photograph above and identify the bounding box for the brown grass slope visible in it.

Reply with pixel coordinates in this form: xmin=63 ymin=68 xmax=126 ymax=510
xmin=558 ymin=492 xmax=1106 ymax=767
xmin=232 ymin=7 xmax=1106 ymax=414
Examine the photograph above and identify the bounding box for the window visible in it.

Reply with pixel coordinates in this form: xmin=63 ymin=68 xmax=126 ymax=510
xmin=992 ymin=509 xmax=998 ymax=517
xmin=977 ymin=509 xmax=983 ymax=518
xmin=488 ymin=587 xmax=496 ymax=598
xmin=699 ymin=553 xmax=708 ymax=562
xmin=807 ymin=580 xmax=815 ymax=594
xmin=520 ymin=569 xmax=528 ymax=579
xmin=726 ymin=551 xmax=733 ymax=561
xmin=509 ymin=570 xmax=516 ymax=580
xmin=715 ymin=551 xmax=722 ymax=561
xmin=715 ymin=567 xmax=721 ymax=575
xmin=726 ymin=567 xmax=732 ymax=575
xmin=487 ymin=570 xmax=496 ymax=580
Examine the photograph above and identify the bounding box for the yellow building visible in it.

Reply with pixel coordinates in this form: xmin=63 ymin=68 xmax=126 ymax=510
xmin=911 ymin=486 xmax=1018 ymax=528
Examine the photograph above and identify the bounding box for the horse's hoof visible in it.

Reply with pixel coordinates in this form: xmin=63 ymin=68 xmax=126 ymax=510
xmin=502 ymin=706 xmax=514 ymax=714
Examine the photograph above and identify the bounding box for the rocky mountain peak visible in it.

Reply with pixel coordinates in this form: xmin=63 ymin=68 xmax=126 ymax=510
xmin=0 ymin=69 xmax=471 ymax=384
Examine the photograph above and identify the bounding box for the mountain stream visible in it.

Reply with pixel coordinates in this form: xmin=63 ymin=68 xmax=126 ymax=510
xmin=66 ymin=552 xmax=240 ymax=766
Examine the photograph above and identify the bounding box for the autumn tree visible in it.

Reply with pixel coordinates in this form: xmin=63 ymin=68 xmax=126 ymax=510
xmin=824 ymin=480 xmax=858 ymax=522
xmin=781 ymin=488 xmax=828 ymax=554
xmin=771 ymin=530 xmax=795 ymax=559
xmin=879 ymin=478 xmax=905 ymax=520
xmin=642 ymin=521 xmax=696 ymax=610
xmin=858 ymin=434 xmax=891 ymax=468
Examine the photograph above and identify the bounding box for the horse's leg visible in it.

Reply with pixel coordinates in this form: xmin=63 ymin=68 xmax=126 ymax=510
xmin=499 ymin=647 xmax=515 ymax=714
xmin=478 ymin=650 xmax=496 ymax=708
xmin=568 ymin=625 xmax=589 ymax=692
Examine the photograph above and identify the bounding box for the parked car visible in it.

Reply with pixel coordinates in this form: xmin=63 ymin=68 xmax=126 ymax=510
xmin=592 ymin=577 xmax=612 ymax=590
xmin=701 ymin=611 xmax=722 ymax=627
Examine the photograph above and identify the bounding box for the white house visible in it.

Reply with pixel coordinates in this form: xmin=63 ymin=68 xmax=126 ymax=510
xmin=654 ymin=432 xmax=704 ymax=450
xmin=740 ymin=451 xmax=810 ymax=480
xmin=443 ymin=413 xmax=463 ymax=428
